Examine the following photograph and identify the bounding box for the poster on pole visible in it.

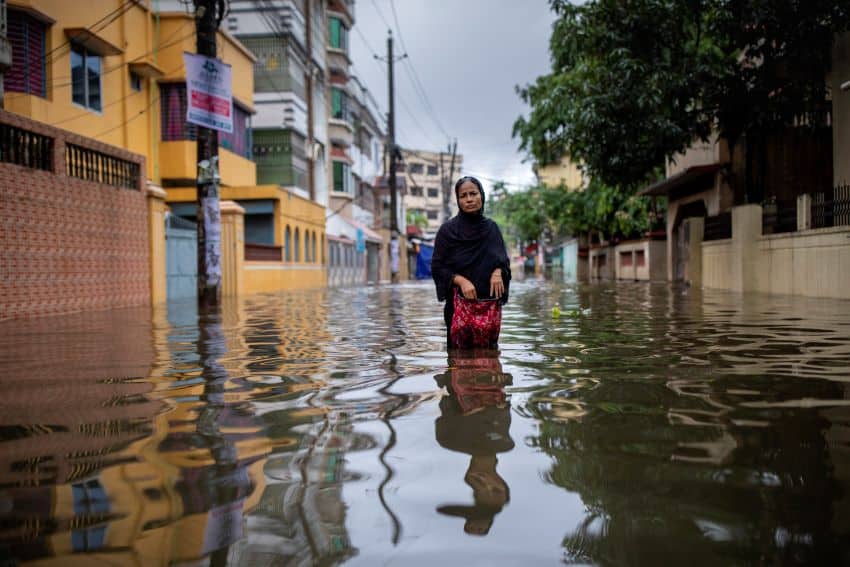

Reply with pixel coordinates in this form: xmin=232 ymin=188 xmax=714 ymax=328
xmin=183 ymin=52 xmax=233 ymax=133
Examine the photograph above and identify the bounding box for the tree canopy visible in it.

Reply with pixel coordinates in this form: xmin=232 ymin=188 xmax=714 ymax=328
xmin=513 ymin=0 xmax=849 ymax=189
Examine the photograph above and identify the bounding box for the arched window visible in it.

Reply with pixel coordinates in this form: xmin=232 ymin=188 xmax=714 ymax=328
xmin=304 ymin=230 xmax=311 ymax=262
xmin=321 ymin=234 xmax=325 ymax=264
xmin=294 ymin=228 xmax=301 ymax=262
xmin=312 ymin=232 xmax=317 ymax=263
xmin=284 ymin=226 xmax=291 ymax=262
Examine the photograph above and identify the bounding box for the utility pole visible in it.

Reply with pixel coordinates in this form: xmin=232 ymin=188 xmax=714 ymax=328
xmin=376 ymin=31 xmax=406 ymax=233
xmin=386 ymin=31 xmax=399 ymax=233
xmin=376 ymin=31 xmax=406 ymax=282
xmin=194 ymin=0 xmax=224 ymax=308
xmin=444 ymin=138 xmax=457 ymax=220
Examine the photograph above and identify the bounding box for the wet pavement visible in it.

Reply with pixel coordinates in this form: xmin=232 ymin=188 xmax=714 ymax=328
xmin=1 ymin=279 xmax=850 ymax=565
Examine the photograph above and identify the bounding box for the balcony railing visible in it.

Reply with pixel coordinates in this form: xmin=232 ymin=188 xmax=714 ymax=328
xmin=703 ymin=212 xmax=732 ymax=241
xmin=812 ymin=184 xmax=850 ymax=229
xmin=0 ymin=122 xmax=53 ymax=171
xmin=66 ymin=143 xmax=140 ymax=190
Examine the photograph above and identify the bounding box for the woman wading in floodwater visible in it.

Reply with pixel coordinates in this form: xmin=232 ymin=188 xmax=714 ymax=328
xmin=431 ymin=176 xmax=511 ymax=349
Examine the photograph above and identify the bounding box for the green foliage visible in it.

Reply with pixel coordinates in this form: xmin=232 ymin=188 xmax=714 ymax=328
xmin=405 ymin=209 xmax=428 ymax=230
xmin=514 ymin=0 xmax=850 ymax=189
xmin=488 ymin=178 xmax=666 ymax=243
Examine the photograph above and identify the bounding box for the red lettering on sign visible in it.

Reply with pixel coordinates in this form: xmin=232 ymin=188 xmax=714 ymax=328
xmin=191 ymin=91 xmax=231 ymax=116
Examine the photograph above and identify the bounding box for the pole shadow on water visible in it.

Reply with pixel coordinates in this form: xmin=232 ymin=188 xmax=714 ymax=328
xmin=375 ymin=287 xmax=410 ymax=545
xmin=433 ymin=349 xmax=514 ymax=536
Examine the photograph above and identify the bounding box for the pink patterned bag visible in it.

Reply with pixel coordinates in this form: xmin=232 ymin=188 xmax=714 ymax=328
xmin=450 ymin=289 xmax=502 ymax=349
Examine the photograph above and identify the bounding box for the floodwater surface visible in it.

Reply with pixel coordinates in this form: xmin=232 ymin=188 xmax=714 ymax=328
xmin=1 ymin=280 xmax=850 ymax=565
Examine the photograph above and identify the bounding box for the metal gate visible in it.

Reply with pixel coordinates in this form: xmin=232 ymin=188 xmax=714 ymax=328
xmin=166 ymin=214 xmax=197 ymax=301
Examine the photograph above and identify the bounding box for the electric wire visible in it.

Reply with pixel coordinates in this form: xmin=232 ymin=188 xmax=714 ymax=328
xmin=388 ymin=0 xmax=451 ymax=141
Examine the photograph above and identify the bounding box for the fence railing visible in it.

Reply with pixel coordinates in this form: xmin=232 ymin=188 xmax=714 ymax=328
xmin=65 ymin=143 xmax=140 ymax=190
xmin=703 ymin=212 xmax=732 ymax=241
xmin=762 ymin=198 xmax=797 ymax=234
xmin=0 ymin=122 xmax=53 ymax=171
xmin=812 ymin=184 xmax=850 ymax=229
xmin=245 ymin=242 xmax=282 ymax=262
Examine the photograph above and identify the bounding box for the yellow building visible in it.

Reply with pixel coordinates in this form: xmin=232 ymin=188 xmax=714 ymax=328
xmin=535 ymin=154 xmax=584 ymax=191
xmin=4 ymin=0 xmax=326 ymax=296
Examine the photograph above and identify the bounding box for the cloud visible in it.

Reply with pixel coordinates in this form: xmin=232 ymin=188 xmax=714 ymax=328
xmin=350 ymin=0 xmax=555 ymax=189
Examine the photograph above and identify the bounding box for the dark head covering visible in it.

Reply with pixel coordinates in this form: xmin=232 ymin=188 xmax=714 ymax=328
xmin=431 ymin=176 xmax=511 ymax=303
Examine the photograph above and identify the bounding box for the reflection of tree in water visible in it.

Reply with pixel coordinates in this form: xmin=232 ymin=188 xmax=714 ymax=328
xmin=434 ymin=350 xmax=515 ymax=536
xmin=522 ymin=286 xmax=849 ymax=565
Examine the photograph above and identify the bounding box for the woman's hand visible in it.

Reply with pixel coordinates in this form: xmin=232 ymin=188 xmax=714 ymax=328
xmin=454 ymin=275 xmax=477 ymax=300
xmin=490 ymin=269 xmax=504 ymax=299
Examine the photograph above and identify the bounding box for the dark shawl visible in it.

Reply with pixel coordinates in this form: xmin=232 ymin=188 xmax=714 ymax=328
xmin=431 ymin=212 xmax=512 ymax=304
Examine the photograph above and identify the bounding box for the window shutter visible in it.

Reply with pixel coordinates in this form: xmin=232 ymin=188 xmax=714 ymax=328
xmin=27 ymin=19 xmax=46 ymax=97
xmin=6 ymin=11 xmax=28 ymax=94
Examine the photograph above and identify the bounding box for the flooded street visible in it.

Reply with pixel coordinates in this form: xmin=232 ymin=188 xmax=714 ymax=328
xmin=2 ymin=280 xmax=850 ymax=565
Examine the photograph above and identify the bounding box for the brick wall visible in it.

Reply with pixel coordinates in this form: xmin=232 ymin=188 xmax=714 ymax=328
xmin=0 ymin=111 xmax=150 ymax=320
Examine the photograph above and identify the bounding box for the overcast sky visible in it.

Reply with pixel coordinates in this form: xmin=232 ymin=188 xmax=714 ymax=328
xmin=349 ymin=0 xmax=557 ymax=191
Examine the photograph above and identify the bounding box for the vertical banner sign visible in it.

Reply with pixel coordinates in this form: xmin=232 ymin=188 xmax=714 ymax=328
xmin=183 ymin=52 xmax=233 ymax=133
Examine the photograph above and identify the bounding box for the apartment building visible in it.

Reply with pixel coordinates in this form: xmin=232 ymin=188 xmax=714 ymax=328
xmin=398 ymin=148 xmax=462 ymax=238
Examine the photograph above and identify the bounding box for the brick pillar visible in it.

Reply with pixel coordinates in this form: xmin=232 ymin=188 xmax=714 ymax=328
xmin=147 ymin=183 xmax=168 ymax=305
xmin=220 ymin=200 xmax=244 ymax=296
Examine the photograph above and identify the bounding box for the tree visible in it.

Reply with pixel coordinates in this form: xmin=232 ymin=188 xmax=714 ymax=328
xmin=405 ymin=209 xmax=428 ymax=231
xmin=513 ymin=0 xmax=849 ymax=190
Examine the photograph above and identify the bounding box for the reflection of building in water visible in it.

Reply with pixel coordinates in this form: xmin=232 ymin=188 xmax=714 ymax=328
xmin=0 ymin=306 xmax=272 ymax=565
xmin=434 ymin=350 xmax=515 ymax=536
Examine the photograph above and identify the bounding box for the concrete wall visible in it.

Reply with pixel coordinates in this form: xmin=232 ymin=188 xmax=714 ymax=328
xmin=0 ymin=111 xmax=150 ymax=319
xmin=589 ymin=246 xmax=614 ymax=280
xmin=614 ymin=239 xmax=667 ymax=282
xmin=701 ymin=204 xmax=850 ymax=299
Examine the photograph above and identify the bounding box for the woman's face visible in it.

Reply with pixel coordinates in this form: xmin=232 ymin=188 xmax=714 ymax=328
xmin=457 ymin=181 xmax=483 ymax=214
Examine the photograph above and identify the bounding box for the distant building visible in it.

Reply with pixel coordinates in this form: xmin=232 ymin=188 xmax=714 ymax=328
xmin=398 ymin=148 xmax=463 ymax=238
xmin=535 ymin=154 xmax=584 ymax=191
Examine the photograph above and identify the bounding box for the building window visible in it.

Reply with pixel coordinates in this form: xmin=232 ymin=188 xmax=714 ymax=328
xmin=321 ymin=234 xmax=325 ymax=263
xmin=329 ymin=17 xmax=348 ymax=52
xmin=410 ymin=186 xmax=423 ymax=197
xmin=427 ymin=210 xmax=439 ymax=220
xmin=160 ymin=83 xmax=197 ymax=141
xmin=160 ymin=83 xmax=251 ymax=158
xmin=331 ymin=87 xmax=350 ymax=121
xmin=333 ymin=161 xmax=352 ymax=194
xmin=7 ymin=10 xmax=47 ymax=98
xmin=394 ymin=163 xmax=406 ymax=173
xmin=219 ymin=104 xmax=253 ymax=159
xmin=129 ymin=72 xmax=143 ymax=92
xmin=294 ymin=228 xmax=301 ymax=262
xmin=427 ymin=187 xmax=440 ymax=198
xmin=409 ymin=163 xmax=423 ymax=174
xmin=285 ymin=226 xmax=292 ymax=261
xmin=427 ymin=165 xmax=438 ymax=175
xmin=71 ymin=44 xmax=102 ymax=111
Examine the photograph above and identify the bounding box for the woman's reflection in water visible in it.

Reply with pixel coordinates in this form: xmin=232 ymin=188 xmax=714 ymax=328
xmin=434 ymin=349 xmax=514 ymax=536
